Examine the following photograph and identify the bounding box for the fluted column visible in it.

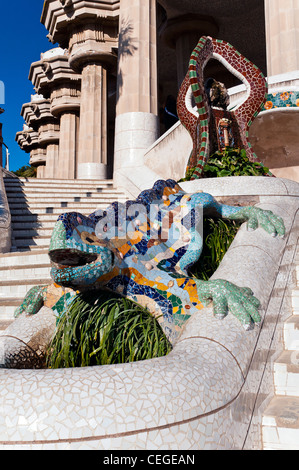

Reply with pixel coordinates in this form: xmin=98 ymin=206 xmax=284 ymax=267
xmin=29 ymin=49 xmax=82 ymax=180
xmin=36 ymin=164 xmax=46 ymax=179
xmin=18 ymin=97 xmax=59 ymax=179
xmin=45 ymin=143 xmax=59 ymax=179
xmin=68 ymin=19 xmax=118 ymax=180
xmin=77 ymin=63 xmax=108 ymax=179
xmin=265 ymin=0 xmax=299 ymax=76
xmin=58 ymin=111 xmax=79 ymax=179
xmin=49 ymin=79 xmax=81 ymax=180
xmin=15 ymin=128 xmax=47 ymax=177
xmin=38 ymin=121 xmax=60 ymax=179
xmin=116 ymin=0 xmax=158 ymax=116
xmin=41 ymin=1 xmax=119 ymax=180
xmin=114 ymin=0 xmax=159 ymax=187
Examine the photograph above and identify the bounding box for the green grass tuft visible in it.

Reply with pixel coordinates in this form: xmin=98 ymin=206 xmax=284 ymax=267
xmin=47 ymin=290 xmax=172 ymax=369
xmin=189 ymin=217 xmax=241 ymax=280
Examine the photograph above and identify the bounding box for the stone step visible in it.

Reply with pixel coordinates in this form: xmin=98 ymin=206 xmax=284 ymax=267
xmin=262 ymin=396 xmax=299 ymax=450
xmin=9 ymin=205 xmax=110 ymax=216
xmin=8 ymin=197 xmax=127 ymax=206
xmin=5 ymin=186 xmax=124 ymax=194
xmin=5 ymin=187 xmax=119 ymax=195
xmin=8 ymin=201 xmax=127 ymax=211
xmin=12 ymin=221 xmax=56 ymax=230
xmin=1 ymin=177 xmax=127 ymax=322
xmin=274 ymin=350 xmax=299 ymax=397
xmin=12 ymin=228 xmax=53 ymax=238
xmin=5 ymin=190 xmax=118 ymax=200
xmin=4 ymin=177 xmax=114 ymax=185
xmin=10 ymin=245 xmax=50 ymax=253
xmin=0 ymin=263 xmax=51 ymax=281
xmin=7 ymin=194 xmax=125 ymax=204
xmin=4 ymin=182 xmax=116 ymax=192
xmin=9 ymin=212 xmax=104 ymax=222
xmin=10 ymin=214 xmax=63 ymax=223
xmin=0 ymin=278 xmax=51 ymax=298
xmin=11 ymin=236 xmax=51 ymax=247
xmin=284 ymin=316 xmax=299 ymax=351
xmin=0 ymin=250 xmax=50 ymax=267
xmin=7 ymin=196 xmax=127 ymax=204
xmin=291 ymin=288 xmax=299 ymax=314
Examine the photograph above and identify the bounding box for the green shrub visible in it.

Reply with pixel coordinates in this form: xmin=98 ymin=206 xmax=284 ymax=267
xmin=47 ymin=290 xmax=172 ymax=369
xmin=13 ymin=165 xmax=37 ymax=178
xmin=189 ymin=217 xmax=241 ymax=280
xmin=203 ymin=148 xmax=269 ymax=178
xmin=180 ymin=148 xmax=269 ymax=181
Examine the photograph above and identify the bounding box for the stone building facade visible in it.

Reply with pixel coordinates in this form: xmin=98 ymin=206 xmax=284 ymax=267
xmin=16 ymin=0 xmax=299 ymax=181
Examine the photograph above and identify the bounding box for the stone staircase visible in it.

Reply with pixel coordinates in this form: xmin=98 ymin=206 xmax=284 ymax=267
xmin=0 ymin=176 xmax=128 ymax=329
xmin=262 ymin=246 xmax=299 ymax=450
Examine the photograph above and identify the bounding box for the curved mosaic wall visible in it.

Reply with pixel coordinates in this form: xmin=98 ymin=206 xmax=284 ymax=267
xmin=263 ymin=91 xmax=299 ymax=111
xmin=0 ymin=176 xmax=298 ymax=450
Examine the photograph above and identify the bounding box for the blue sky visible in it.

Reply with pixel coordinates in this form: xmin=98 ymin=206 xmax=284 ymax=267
xmin=0 ymin=2 xmax=57 ymax=171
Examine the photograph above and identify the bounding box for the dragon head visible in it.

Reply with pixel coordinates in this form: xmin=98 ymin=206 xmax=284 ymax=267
xmin=49 ymin=211 xmax=113 ymax=289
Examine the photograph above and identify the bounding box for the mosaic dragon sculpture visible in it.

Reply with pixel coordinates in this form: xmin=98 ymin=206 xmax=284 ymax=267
xmin=15 ymin=179 xmax=285 ymax=344
xmin=14 ymin=36 xmax=284 ymax=346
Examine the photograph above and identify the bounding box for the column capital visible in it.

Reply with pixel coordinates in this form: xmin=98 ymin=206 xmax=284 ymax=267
xmin=161 ymin=14 xmax=218 ymax=50
xmin=68 ymin=20 xmax=119 ymax=72
xmin=41 ymin=0 xmax=120 ymax=48
xmin=50 ymin=82 xmax=81 ymax=117
xmin=29 ymin=147 xmax=47 ymax=168
xmin=38 ymin=122 xmax=60 ymax=146
xmin=15 ymin=128 xmax=39 ymax=153
xmin=21 ymin=97 xmax=54 ymax=129
xmin=29 ymin=48 xmax=81 ymax=96
xmin=29 ymin=49 xmax=81 ymax=116
xmin=20 ymin=98 xmax=59 ymax=146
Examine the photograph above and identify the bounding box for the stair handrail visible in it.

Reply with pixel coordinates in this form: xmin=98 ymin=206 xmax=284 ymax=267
xmin=0 ymin=166 xmax=11 ymax=253
xmin=1 ymin=141 xmax=9 ymax=171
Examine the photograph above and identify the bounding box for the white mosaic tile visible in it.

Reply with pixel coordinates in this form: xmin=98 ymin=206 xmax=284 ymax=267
xmin=0 ymin=191 xmax=297 ymax=450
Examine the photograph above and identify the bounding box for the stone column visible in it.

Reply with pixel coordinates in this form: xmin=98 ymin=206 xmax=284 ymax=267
xmin=15 ymin=128 xmax=47 ymax=177
xmin=265 ymin=0 xmax=299 ymax=76
xmin=38 ymin=121 xmax=60 ymax=179
xmin=68 ymin=19 xmax=118 ymax=180
xmin=45 ymin=143 xmax=59 ymax=179
xmin=31 ymin=147 xmax=47 ymax=178
xmin=76 ymin=63 xmax=108 ymax=180
xmin=41 ymin=1 xmax=119 ymax=180
xmin=116 ymin=0 xmax=158 ymax=116
xmin=162 ymin=15 xmax=219 ymax=87
xmin=36 ymin=164 xmax=46 ymax=179
xmin=49 ymin=79 xmax=81 ymax=180
xmin=29 ymin=49 xmax=81 ymax=180
xmin=18 ymin=97 xmax=58 ymax=179
xmin=114 ymin=0 xmax=160 ymax=187
xmin=58 ymin=111 xmax=79 ymax=179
